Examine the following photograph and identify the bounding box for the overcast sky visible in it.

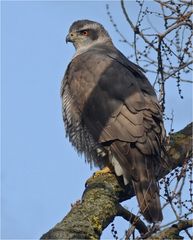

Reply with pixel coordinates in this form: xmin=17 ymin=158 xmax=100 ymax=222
xmin=1 ymin=1 xmax=192 ymax=239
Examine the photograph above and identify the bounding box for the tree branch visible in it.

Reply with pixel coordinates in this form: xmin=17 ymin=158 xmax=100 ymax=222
xmin=146 ymin=219 xmax=193 ymax=240
xmin=40 ymin=122 xmax=192 ymax=239
xmin=117 ymin=204 xmax=148 ymax=236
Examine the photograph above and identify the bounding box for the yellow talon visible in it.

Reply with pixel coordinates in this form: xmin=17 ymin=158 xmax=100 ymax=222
xmin=93 ymin=166 xmax=112 ymax=177
xmin=85 ymin=166 xmax=113 ymax=187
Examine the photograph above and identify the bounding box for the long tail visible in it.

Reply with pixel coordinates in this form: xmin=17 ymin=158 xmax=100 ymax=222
xmin=130 ymin=148 xmax=163 ymax=223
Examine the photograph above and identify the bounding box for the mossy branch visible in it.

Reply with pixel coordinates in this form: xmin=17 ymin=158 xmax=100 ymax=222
xmin=40 ymin=122 xmax=192 ymax=239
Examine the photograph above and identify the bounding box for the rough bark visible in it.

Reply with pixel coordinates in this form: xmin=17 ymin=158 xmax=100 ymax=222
xmin=146 ymin=219 xmax=193 ymax=240
xmin=40 ymin=122 xmax=192 ymax=239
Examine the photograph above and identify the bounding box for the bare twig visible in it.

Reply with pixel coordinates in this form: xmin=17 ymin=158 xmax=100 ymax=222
xmin=159 ymin=20 xmax=192 ymax=39
xmin=117 ymin=0 xmax=192 ymax=106
xmin=163 ymin=60 xmax=193 ymax=81
xmin=160 ymin=212 xmax=192 ymax=229
xmin=120 ymin=0 xmax=158 ymax=51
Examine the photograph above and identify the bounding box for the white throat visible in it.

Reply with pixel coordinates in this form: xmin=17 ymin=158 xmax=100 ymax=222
xmin=72 ymin=37 xmax=112 ymax=59
xmin=73 ymin=45 xmax=91 ymax=59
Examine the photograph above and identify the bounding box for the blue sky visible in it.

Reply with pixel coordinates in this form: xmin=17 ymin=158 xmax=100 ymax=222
xmin=1 ymin=1 xmax=192 ymax=239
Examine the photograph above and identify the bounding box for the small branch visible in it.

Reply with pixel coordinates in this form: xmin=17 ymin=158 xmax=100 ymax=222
xmin=157 ymin=37 xmax=165 ymax=111
xmin=184 ymin=228 xmax=192 ymax=239
xmin=163 ymin=60 xmax=193 ymax=81
xmin=159 ymin=20 xmax=193 ymax=40
xmin=120 ymin=0 xmax=158 ymax=51
xmin=160 ymin=212 xmax=192 ymax=229
xmin=163 ymin=177 xmax=180 ymax=220
xmin=146 ymin=219 xmax=193 ymax=240
xmin=155 ymin=0 xmax=181 ymax=13
xmin=106 ymin=3 xmax=156 ymax=66
xmin=180 ymin=0 xmax=193 ymax=4
xmin=117 ymin=205 xmax=148 ymax=236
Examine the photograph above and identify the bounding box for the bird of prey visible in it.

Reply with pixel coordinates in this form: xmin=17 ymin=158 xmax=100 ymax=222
xmin=61 ymin=20 xmax=166 ymax=223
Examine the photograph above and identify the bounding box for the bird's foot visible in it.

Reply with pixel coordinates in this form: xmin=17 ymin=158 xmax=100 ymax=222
xmin=93 ymin=166 xmax=112 ymax=177
xmin=85 ymin=166 xmax=112 ymax=187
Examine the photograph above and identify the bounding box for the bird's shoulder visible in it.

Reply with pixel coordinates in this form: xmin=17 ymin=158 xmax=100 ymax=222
xmin=63 ymin=44 xmax=154 ymax=94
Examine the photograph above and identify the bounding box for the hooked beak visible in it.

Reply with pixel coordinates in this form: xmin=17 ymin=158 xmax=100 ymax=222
xmin=65 ymin=34 xmax=72 ymax=43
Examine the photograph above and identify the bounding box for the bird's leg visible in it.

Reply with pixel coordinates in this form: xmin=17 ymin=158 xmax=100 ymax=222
xmin=151 ymin=222 xmax=161 ymax=233
xmin=141 ymin=222 xmax=161 ymax=238
xmin=85 ymin=147 xmax=114 ymax=186
xmin=93 ymin=147 xmax=114 ymax=177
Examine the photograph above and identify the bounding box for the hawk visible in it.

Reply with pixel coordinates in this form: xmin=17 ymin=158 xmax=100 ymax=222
xmin=61 ymin=20 xmax=166 ymax=223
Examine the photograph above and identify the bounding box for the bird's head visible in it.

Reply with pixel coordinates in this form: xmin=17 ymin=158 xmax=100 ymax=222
xmin=66 ymin=20 xmax=112 ymax=51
